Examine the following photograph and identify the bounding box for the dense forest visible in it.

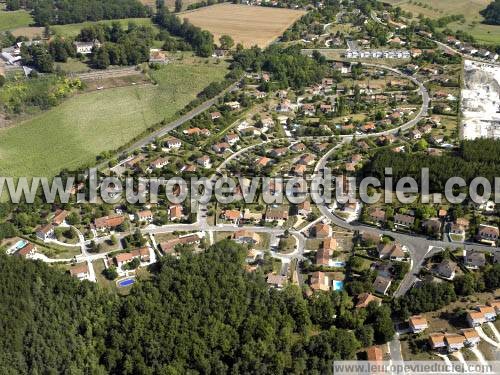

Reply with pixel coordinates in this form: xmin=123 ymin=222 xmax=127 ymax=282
xmin=364 ymin=139 xmax=500 ymax=192
xmin=6 ymin=0 xmax=151 ymax=26
xmin=0 ymin=240 xmax=395 ymax=374
xmin=481 ymin=0 xmax=500 ymax=25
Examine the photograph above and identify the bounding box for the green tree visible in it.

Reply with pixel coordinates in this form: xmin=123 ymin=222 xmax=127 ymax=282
xmin=219 ymin=34 xmax=234 ymax=50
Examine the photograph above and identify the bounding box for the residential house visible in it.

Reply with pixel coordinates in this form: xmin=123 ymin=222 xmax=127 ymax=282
xmin=369 ymin=208 xmax=386 ymax=223
xmin=114 ymin=247 xmax=150 ymax=268
xmin=377 ymin=242 xmax=405 ymax=261
xmin=150 ymin=157 xmax=168 ymax=170
xmin=302 ymin=103 xmax=315 ymax=116
xmin=36 ymin=224 xmax=55 ymax=241
xmin=291 ymin=142 xmax=306 ymax=153
xmin=477 ymin=224 xmax=499 ymax=244
xmin=297 ymin=201 xmax=311 ymax=217
xmin=136 ymin=210 xmax=153 ymax=223
xmin=69 ymin=263 xmax=90 ymax=280
xmin=267 ymin=273 xmax=287 ymax=289
xmin=314 ymin=223 xmax=332 ymax=238
xmin=226 ymin=101 xmax=241 ymax=110
xmin=169 ymin=205 xmax=183 ymax=221
xmin=160 ymin=234 xmax=200 ymax=255
xmin=355 ymin=293 xmax=382 ymax=308
xmin=74 ymin=40 xmax=100 ymax=54
xmin=366 ymin=346 xmax=383 ymax=363
xmin=464 ymin=250 xmax=486 ymax=269
xmin=224 ymin=133 xmax=239 ymax=145
xmin=212 ymin=142 xmax=231 ymax=154
xmin=94 ymin=215 xmax=125 ymax=231
xmin=184 ymin=127 xmax=211 ymax=137
xmin=223 ymin=209 xmax=242 ymax=223
xmin=394 ymin=213 xmax=415 ymax=228
xmin=52 ymin=209 xmax=69 ymax=226
xmin=233 ymin=230 xmax=260 ymax=245
xmin=292 ymin=164 xmax=307 ymax=176
xmin=476 ymin=305 xmax=497 ymax=322
xmin=197 ymin=155 xmax=211 ymax=168
xmin=436 ymin=259 xmax=457 ymax=280
xmin=265 ymin=207 xmax=289 ymax=222
xmin=310 ymin=271 xmax=330 ymax=292
xmin=362 ymin=122 xmax=376 ymax=132
xmin=467 ymin=311 xmax=485 ymax=327
xmin=211 ymin=111 xmax=221 ymax=120
xmin=313 ymin=143 xmax=329 ymax=153
xmin=409 ymin=315 xmax=428 ymax=333
xmin=409 ymin=129 xmax=422 ymax=140
xmin=445 ymin=334 xmax=465 ymax=352
xmin=461 ymin=329 xmax=480 ymax=347
xmin=165 ymin=137 xmax=181 ymax=149
xmin=373 ymin=275 xmax=392 ymax=295
xmin=428 ymin=333 xmax=446 ymax=350
xmin=269 ymin=147 xmax=288 ymax=158
xmin=149 ymin=49 xmax=168 ymax=64
xmin=16 ymin=243 xmax=36 ymax=258
xmin=256 ymin=156 xmax=272 ymax=167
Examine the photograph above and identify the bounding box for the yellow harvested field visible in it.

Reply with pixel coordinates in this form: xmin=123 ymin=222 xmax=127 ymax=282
xmin=180 ymin=4 xmax=306 ymax=48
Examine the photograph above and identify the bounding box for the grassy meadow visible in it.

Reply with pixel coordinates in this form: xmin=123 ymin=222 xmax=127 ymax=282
xmin=0 ymin=61 xmax=228 ymax=177
xmin=385 ymin=0 xmax=500 ymax=45
xmin=0 ymin=6 xmax=33 ymax=31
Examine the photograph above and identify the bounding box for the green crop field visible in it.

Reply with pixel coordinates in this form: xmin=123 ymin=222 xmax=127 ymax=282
xmin=0 ymin=7 xmax=33 ymax=31
xmin=385 ymin=0 xmax=500 ymax=45
xmin=0 ymin=62 xmax=228 ymax=177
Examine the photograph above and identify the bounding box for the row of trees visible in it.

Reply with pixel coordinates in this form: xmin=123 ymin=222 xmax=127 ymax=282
xmin=154 ymin=7 xmax=215 ymax=57
xmin=481 ymin=0 xmax=500 ymax=25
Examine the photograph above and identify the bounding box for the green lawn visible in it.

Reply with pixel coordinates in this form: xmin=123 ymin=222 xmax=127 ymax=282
xmin=0 ymin=62 xmax=228 ymax=177
xmin=0 ymin=8 xmax=33 ymax=31
xmin=52 ymin=18 xmax=157 ymax=38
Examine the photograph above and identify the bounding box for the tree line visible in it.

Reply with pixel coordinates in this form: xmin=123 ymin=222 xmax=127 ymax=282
xmin=481 ymin=0 xmax=500 ymax=25
xmin=7 ymin=0 xmax=152 ymax=26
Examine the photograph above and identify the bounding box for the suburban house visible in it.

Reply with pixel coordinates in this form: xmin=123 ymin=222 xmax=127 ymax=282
xmin=160 ymin=234 xmax=200 ymax=255
xmin=169 ymin=205 xmax=183 ymax=221
xmin=114 ymin=247 xmax=150 ymax=268
xmin=150 ymin=157 xmax=168 ymax=170
xmin=164 ymin=137 xmax=182 ymax=149
xmin=467 ymin=311 xmax=485 ymax=327
xmin=297 ymin=201 xmax=311 ymax=217
xmin=74 ymin=40 xmax=101 ymax=54
xmin=267 ymin=273 xmax=287 ymax=289
xmin=314 ymin=223 xmax=332 ymax=238
xmin=377 ymin=242 xmax=405 ymax=261
xmin=445 ymin=334 xmax=465 ymax=352
xmin=233 ymin=230 xmax=260 ymax=245
xmin=136 ymin=210 xmax=153 ymax=223
xmin=269 ymin=147 xmax=288 ymax=158
xmin=69 ymin=263 xmax=90 ymax=280
xmin=464 ymin=250 xmax=486 ymax=269
xmin=224 ymin=133 xmax=239 ymax=145
xmin=212 ymin=142 xmax=231 ymax=154
xmin=36 ymin=224 xmax=55 ymax=241
xmin=450 ymin=223 xmax=466 ymax=239
xmin=310 ymin=271 xmax=330 ymax=292
xmin=409 ymin=315 xmax=428 ymax=333
xmin=223 ymin=209 xmax=242 ymax=224
xmin=461 ymin=329 xmax=480 ymax=347
xmin=476 ymin=305 xmax=497 ymax=322
xmin=197 ymin=155 xmax=211 ymax=168
xmin=265 ymin=207 xmax=289 ymax=222
xmin=184 ymin=127 xmax=211 ymax=137
xmin=477 ymin=224 xmax=499 ymax=244
xmin=365 ymin=346 xmax=383 ymax=363
xmin=16 ymin=243 xmax=36 ymax=258
xmin=355 ymin=293 xmax=381 ymax=308
xmin=226 ymin=101 xmax=241 ymax=110
xmin=290 ymin=143 xmax=306 ymax=153
xmin=149 ymin=49 xmax=168 ymax=64
xmin=428 ymin=333 xmax=446 ymax=350
xmin=211 ymin=111 xmax=221 ymax=120
xmin=52 ymin=209 xmax=69 ymax=226
xmin=369 ymin=208 xmax=386 ymax=223
xmin=256 ymin=156 xmax=272 ymax=167
xmin=94 ymin=215 xmax=125 ymax=231
xmin=488 ymin=300 xmax=500 ymax=314
xmin=436 ymin=259 xmax=457 ymax=280
xmin=394 ymin=213 xmax=415 ymax=228
xmin=373 ymin=275 xmax=392 ymax=295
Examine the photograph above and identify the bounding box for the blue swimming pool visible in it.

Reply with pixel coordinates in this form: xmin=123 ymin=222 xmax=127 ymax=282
xmin=331 ymin=261 xmax=346 ymax=267
xmin=333 ymin=280 xmax=344 ymax=291
xmin=15 ymin=240 xmax=27 ymax=250
xmin=118 ymin=278 xmax=135 ymax=287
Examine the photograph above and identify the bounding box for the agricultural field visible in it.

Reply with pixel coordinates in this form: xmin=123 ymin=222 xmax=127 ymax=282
xmin=385 ymin=0 xmax=500 ymax=45
xmin=0 ymin=6 xmax=33 ymax=32
xmin=180 ymin=3 xmax=306 ymax=47
xmin=0 ymin=60 xmax=228 ymax=177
